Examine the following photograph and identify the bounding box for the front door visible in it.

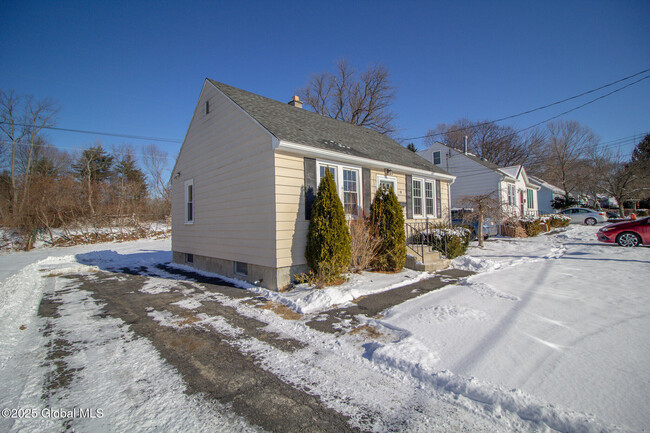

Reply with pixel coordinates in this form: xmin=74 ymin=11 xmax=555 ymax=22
xmin=520 ymin=190 xmax=525 ymax=215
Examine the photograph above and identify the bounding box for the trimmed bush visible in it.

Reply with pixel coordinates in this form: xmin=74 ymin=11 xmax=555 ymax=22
xmin=520 ymin=218 xmax=542 ymax=237
xmin=369 ymin=187 xmax=406 ymax=272
xmin=541 ymin=214 xmax=571 ymax=229
xmin=305 ymin=169 xmax=351 ymax=284
xmin=501 ymin=219 xmax=527 ymax=238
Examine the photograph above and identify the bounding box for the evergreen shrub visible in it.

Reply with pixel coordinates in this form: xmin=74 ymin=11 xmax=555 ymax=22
xmin=305 ymin=170 xmax=351 ymax=284
xmin=369 ymin=187 xmax=406 ymax=272
xmin=423 ymin=227 xmax=471 ymax=259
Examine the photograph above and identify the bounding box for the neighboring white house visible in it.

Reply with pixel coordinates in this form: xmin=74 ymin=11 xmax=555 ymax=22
xmin=417 ymin=142 xmax=540 ymax=217
xmin=528 ymin=175 xmax=564 ymax=214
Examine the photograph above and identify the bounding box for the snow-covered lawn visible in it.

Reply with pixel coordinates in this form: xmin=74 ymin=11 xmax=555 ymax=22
xmin=377 ymin=225 xmax=650 ymax=431
xmin=0 ymin=225 xmax=648 ymax=432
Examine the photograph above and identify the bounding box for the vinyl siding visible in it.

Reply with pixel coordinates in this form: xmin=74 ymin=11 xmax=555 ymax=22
xmin=370 ymin=169 xmax=451 ymax=223
xmin=171 ymin=82 xmax=277 ymax=268
xmin=274 ymin=152 xmax=308 ymax=268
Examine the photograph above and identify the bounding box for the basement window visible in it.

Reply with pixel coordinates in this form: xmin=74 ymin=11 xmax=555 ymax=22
xmin=185 ymin=253 xmax=194 ymax=264
xmin=234 ymin=261 xmax=248 ymax=276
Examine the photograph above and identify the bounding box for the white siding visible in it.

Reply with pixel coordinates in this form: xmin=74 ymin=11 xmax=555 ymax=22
xmin=419 ymin=143 xmax=501 ymax=208
xmin=171 ymin=82 xmax=277 ymax=268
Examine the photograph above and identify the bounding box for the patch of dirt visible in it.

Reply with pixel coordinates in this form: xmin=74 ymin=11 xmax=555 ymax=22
xmin=259 ymin=301 xmax=302 ymax=320
xmin=348 ymin=324 xmax=384 ymax=340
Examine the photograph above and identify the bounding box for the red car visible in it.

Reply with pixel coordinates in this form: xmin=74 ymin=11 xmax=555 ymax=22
xmin=597 ymin=216 xmax=650 ymax=247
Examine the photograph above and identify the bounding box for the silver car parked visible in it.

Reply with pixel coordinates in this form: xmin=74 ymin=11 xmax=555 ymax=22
xmin=557 ymin=207 xmax=608 ymax=225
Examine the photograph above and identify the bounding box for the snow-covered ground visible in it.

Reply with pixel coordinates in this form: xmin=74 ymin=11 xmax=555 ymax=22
xmin=378 ymin=226 xmax=650 ymax=432
xmin=0 ymin=225 xmax=648 ymax=432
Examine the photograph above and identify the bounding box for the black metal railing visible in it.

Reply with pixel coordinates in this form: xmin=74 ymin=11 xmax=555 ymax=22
xmin=405 ymin=219 xmax=449 ymax=263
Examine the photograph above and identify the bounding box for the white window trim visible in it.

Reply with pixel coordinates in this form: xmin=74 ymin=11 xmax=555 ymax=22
xmin=507 ymin=183 xmax=516 ymax=206
xmin=412 ymin=177 xmax=436 ymax=218
xmin=184 ymin=179 xmax=194 ymax=224
xmin=376 ymin=174 xmax=397 ymax=193
xmin=316 ymin=160 xmax=362 ymax=216
xmin=432 ymin=150 xmax=441 ymax=165
xmin=527 ymin=188 xmax=535 ymax=209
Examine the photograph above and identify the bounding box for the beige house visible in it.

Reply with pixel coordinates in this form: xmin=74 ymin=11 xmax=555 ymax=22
xmin=171 ymin=79 xmax=455 ymax=290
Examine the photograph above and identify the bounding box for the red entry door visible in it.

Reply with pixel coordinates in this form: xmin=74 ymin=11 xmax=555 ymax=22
xmin=520 ymin=190 xmax=525 ymax=215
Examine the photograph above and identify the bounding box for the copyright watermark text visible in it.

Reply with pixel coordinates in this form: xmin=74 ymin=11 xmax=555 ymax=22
xmin=2 ymin=407 xmax=103 ymax=419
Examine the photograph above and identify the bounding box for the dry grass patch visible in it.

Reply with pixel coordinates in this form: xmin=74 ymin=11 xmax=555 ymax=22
xmin=349 ymin=324 xmax=384 ymax=340
xmin=168 ymin=335 xmax=204 ymax=352
xmin=259 ymin=301 xmax=302 ymax=320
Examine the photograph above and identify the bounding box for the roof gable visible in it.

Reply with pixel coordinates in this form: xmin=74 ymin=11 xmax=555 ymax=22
xmin=207 ymin=79 xmax=447 ymax=175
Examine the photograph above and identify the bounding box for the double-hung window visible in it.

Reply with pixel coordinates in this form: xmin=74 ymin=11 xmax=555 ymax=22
xmin=316 ymin=161 xmax=361 ymax=217
xmin=343 ymin=168 xmax=359 ymax=215
xmin=412 ymin=179 xmax=423 ymax=216
xmin=527 ymin=188 xmax=535 ymax=209
xmin=435 ymin=180 xmax=442 ymax=218
xmin=184 ymin=179 xmax=194 ymax=223
xmin=413 ymin=178 xmax=437 ymax=218
xmin=432 ymin=151 xmax=441 ymax=165
xmin=425 ymin=181 xmax=434 ymax=216
xmin=507 ymin=184 xmax=516 ymax=206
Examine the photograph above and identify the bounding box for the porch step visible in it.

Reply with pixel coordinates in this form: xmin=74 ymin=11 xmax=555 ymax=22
xmin=407 ymin=246 xmax=442 ymax=261
xmin=405 ymin=246 xmax=451 ymax=272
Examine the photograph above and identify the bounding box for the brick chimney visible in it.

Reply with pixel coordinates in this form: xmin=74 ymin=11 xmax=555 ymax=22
xmin=288 ymin=95 xmax=302 ymax=108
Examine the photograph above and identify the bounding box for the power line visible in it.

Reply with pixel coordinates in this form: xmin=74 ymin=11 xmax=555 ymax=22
xmin=406 ymin=68 xmax=650 ymax=141
xmin=0 ymin=121 xmax=183 ymax=144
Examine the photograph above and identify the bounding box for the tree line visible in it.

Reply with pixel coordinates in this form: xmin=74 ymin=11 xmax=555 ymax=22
xmin=1 ymin=90 xmax=171 ymax=249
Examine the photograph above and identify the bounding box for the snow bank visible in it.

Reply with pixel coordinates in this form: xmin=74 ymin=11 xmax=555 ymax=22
xmin=249 ymin=269 xmax=431 ymax=314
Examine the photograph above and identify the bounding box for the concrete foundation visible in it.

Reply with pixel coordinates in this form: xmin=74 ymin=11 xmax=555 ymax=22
xmin=172 ymin=251 xmax=308 ymax=291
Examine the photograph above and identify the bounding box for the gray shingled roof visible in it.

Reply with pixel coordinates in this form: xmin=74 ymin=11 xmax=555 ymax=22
xmin=207 ymin=79 xmax=449 ymax=175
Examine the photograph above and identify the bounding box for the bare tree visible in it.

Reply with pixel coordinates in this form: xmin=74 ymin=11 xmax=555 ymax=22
xmin=596 ymin=148 xmax=649 ymax=217
xmin=141 ymin=143 xmax=170 ymax=215
xmin=0 ymin=91 xmax=58 ymax=215
xmin=537 ymin=120 xmax=599 ymax=202
xmin=297 ymin=58 xmax=397 ymax=135
xmin=456 ymin=192 xmax=503 ymax=248
xmin=0 ymin=90 xmax=27 ymax=211
xmin=424 ymin=119 xmax=545 ymax=167
xmin=20 ymin=96 xmax=58 ymax=211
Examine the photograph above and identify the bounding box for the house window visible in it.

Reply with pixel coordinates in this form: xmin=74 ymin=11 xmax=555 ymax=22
xmin=507 ymin=184 xmax=516 ymax=206
xmin=435 ymin=180 xmax=442 ymax=218
xmin=343 ymin=168 xmax=359 ymax=215
xmin=184 ymin=179 xmax=194 ymax=223
xmin=527 ymin=188 xmax=535 ymax=209
xmin=412 ymin=179 xmax=423 ymax=216
xmin=425 ymin=181 xmax=434 ymax=216
xmin=316 ymin=161 xmax=361 ymax=216
xmin=205 ymin=100 xmax=210 ymax=114
xmin=432 ymin=151 xmax=441 ymax=165
xmin=319 ymin=164 xmax=337 ymax=186
xmin=185 ymin=253 xmax=194 ymax=264
xmin=377 ymin=175 xmax=397 ymax=193
xmin=234 ymin=261 xmax=248 ymax=276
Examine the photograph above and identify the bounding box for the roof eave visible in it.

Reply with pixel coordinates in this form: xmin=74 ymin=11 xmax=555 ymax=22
xmin=275 ymin=139 xmax=456 ymax=181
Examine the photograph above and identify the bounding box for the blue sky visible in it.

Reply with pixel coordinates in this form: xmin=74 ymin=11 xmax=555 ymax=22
xmin=1 ymin=0 xmax=648 ymax=168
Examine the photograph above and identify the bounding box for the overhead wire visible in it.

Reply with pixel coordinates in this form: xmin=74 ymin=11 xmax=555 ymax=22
xmin=404 ymin=69 xmax=650 ymax=141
